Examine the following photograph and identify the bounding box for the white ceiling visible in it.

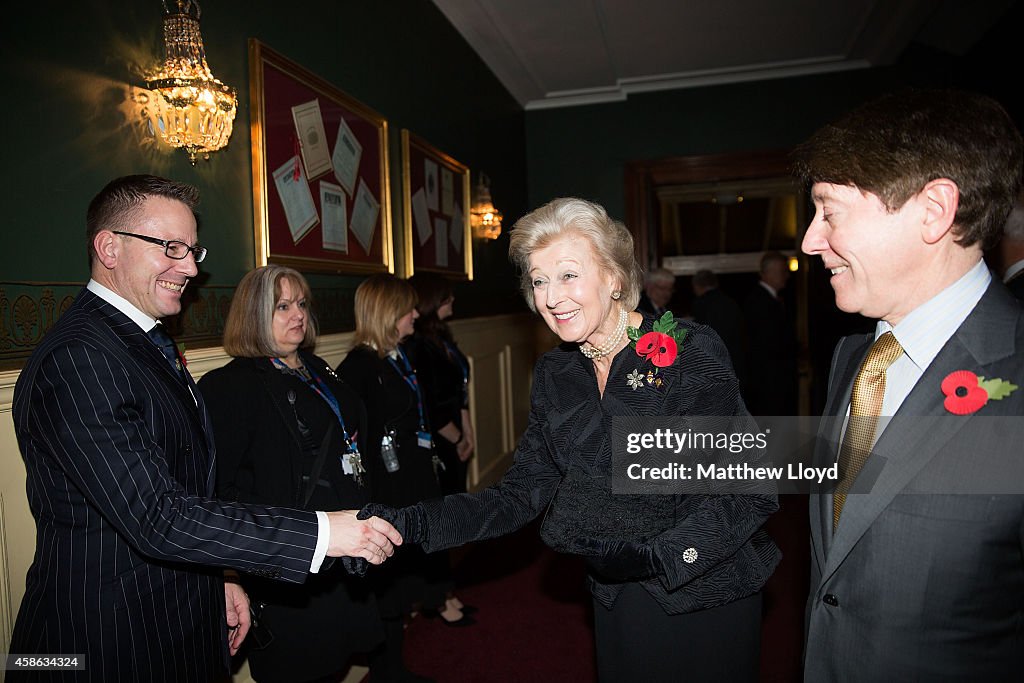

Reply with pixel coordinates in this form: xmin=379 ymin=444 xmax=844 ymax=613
xmin=433 ymin=0 xmax=1017 ymax=110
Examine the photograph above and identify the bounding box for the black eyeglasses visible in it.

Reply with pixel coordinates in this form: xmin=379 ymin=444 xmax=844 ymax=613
xmin=112 ymin=231 xmax=208 ymax=263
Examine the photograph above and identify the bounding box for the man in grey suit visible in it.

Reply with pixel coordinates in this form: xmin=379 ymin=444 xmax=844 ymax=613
xmin=795 ymin=90 xmax=1024 ymax=680
xmin=9 ymin=175 xmax=401 ymax=682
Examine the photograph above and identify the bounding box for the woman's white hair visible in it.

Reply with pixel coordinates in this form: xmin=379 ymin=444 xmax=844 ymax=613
xmin=508 ymin=197 xmax=642 ymax=312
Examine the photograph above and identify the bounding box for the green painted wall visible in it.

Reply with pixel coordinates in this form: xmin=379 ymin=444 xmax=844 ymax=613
xmin=1 ymin=0 xmax=528 ymax=363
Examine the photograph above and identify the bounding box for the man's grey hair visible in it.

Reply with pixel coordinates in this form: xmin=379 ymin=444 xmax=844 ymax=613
xmin=645 ymin=267 xmax=675 ymax=285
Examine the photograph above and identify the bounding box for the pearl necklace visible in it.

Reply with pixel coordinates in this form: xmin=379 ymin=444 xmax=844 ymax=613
xmin=580 ymin=308 xmax=629 ymax=359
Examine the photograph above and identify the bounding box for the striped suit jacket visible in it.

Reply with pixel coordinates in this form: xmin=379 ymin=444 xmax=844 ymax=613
xmin=9 ymin=289 xmax=322 ymax=682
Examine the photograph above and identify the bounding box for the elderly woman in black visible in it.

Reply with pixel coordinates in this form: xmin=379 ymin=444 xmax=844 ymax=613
xmin=337 ymin=274 xmax=457 ymax=682
xmin=198 ymin=265 xmax=381 ymax=683
xmin=362 ymin=198 xmax=780 ymax=681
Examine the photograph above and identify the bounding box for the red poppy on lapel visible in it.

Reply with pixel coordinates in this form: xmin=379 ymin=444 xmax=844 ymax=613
xmin=635 ymin=331 xmax=677 ymax=368
xmin=940 ymin=370 xmax=1019 ymax=415
xmin=941 ymin=370 xmax=987 ymax=415
xmin=625 ymin=311 xmax=687 ymax=391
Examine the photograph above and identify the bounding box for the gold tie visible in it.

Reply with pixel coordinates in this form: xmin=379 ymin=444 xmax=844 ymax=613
xmin=833 ymin=331 xmax=903 ymax=530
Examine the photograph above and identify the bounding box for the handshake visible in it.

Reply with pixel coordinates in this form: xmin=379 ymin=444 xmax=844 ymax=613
xmin=325 ymin=504 xmax=427 ymax=575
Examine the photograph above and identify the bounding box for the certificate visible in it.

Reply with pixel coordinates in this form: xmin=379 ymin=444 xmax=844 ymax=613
xmin=441 ymin=167 xmax=454 ymax=215
xmin=332 ymin=117 xmax=362 ymax=196
xmin=350 ymin=179 xmax=380 ymax=255
xmin=450 ymin=203 xmax=464 ymax=254
xmin=272 ymin=156 xmax=319 ymax=244
xmin=412 ymin=188 xmax=432 ymax=246
xmin=424 ymin=158 xmax=439 ymax=211
xmin=291 ymin=99 xmax=333 ymax=179
xmin=320 ymin=181 xmax=348 ymax=253
xmin=434 ymin=217 xmax=448 ymax=268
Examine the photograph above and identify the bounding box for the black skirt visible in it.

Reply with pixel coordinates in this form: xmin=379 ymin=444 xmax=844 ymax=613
xmin=593 ymin=583 xmax=762 ymax=682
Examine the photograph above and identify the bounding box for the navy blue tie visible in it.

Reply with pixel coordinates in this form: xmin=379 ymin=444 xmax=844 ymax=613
xmin=148 ymin=325 xmax=185 ymax=381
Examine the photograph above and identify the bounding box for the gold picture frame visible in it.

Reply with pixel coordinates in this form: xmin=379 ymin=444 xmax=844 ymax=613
xmin=400 ymin=130 xmax=472 ymax=279
xmin=249 ymin=39 xmax=393 ymax=274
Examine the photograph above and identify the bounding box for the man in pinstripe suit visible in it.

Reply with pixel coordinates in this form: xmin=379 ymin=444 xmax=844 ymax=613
xmin=9 ymin=175 xmax=401 ymax=682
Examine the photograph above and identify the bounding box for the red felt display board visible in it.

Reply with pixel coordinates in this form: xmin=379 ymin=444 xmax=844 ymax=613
xmin=400 ymin=130 xmax=472 ymax=280
xmin=249 ymin=40 xmax=392 ymax=274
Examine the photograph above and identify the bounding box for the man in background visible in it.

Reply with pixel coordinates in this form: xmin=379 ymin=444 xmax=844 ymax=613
xmin=9 ymin=175 xmax=400 ymax=682
xmin=987 ymin=191 xmax=1024 ymax=300
xmin=691 ymin=268 xmax=746 ymax=383
xmin=796 ymin=89 xmax=1024 ymax=680
xmin=742 ymin=251 xmax=798 ymax=415
xmin=637 ymin=266 xmax=675 ymax=317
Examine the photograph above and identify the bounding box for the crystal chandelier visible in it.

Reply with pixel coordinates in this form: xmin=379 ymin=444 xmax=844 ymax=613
xmin=470 ymin=173 xmax=503 ymax=240
xmin=145 ymin=0 xmax=237 ymax=163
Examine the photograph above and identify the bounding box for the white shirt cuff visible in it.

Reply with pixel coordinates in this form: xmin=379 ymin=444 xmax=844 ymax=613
xmin=310 ymin=511 xmax=329 ymax=573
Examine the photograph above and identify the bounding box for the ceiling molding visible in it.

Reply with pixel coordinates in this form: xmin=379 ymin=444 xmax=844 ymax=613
xmin=525 ymin=57 xmax=871 ymax=111
xmin=433 ymin=0 xmax=1011 ymax=112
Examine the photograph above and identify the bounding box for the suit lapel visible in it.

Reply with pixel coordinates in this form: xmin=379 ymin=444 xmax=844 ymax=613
xmin=820 ymin=283 xmax=1020 ymax=583
xmin=86 ymin=291 xmax=215 ymax=480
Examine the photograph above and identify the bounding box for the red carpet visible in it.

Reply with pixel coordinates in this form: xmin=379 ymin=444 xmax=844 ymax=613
xmin=398 ymin=522 xmax=596 ymax=682
xmin=359 ymin=513 xmax=807 ymax=682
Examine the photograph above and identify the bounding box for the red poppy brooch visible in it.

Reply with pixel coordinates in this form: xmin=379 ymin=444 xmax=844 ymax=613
xmin=625 ymin=311 xmax=687 ymax=391
xmin=940 ymin=370 xmax=1018 ymax=415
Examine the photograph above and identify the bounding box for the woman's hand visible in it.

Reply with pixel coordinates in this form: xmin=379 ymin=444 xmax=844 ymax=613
xmin=579 ymin=537 xmax=658 ymax=581
xmin=456 ymin=409 xmax=475 ymax=461
xmin=358 ymin=503 xmax=428 ymax=545
xmin=438 ymin=421 xmax=461 ymax=444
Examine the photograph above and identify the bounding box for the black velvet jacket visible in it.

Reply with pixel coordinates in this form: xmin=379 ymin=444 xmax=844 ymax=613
xmin=420 ymin=317 xmax=780 ymax=614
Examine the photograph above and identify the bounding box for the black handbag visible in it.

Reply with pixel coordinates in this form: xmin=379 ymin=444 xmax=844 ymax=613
xmin=247 ymin=599 xmax=275 ymax=650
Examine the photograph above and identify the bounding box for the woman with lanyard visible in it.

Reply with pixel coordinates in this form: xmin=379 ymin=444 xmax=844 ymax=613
xmin=199 ymin=265 xmax=382 ymax=683
xmin=406 ymin=273 xmax=478 ymax=626
xmin=337 ymin=274 xmax=455 ymax=683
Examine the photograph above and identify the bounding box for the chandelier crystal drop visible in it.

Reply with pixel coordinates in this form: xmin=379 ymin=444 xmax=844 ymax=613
xmin=144 ymin=0 xmax=237 ymax=163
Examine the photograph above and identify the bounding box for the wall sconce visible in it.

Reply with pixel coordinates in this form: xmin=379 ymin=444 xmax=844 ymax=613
xmin=144 ymin=0 xmax=237 ymax=164
xmin=470 ymin=172 xmax=503 ymax=240
xmin=788 ymin=256 xmax=799 ymax=272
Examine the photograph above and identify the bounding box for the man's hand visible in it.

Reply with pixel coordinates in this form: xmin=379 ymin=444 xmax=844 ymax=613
xmin=223 ymin=579 xmax=251 ymax=656
xmin=326 ymin=510 xmax=403 ymax=563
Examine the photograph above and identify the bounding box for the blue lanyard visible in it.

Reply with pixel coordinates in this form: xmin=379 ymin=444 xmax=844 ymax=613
xmin=271 ymin=358 xmax=358 ymax=454
xmin=387 ymin=347 xmax=428 ymax=432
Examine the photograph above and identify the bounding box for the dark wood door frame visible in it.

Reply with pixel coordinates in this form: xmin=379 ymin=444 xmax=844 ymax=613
xmin=624 ymin=148 xmax=794 ymax=269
